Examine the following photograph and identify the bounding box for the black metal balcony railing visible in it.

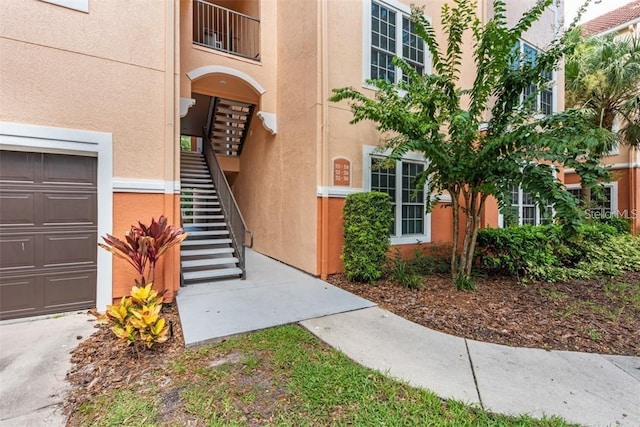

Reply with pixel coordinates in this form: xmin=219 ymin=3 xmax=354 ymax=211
xmin=193 ymin=0 xmax=260 ymax=61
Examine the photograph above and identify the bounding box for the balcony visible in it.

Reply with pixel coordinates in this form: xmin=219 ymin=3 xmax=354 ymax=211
xmin=193 ymin=0 xmax=260 ymax=61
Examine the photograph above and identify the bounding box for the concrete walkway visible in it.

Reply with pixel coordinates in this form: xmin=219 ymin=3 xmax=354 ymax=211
xmin=0 ymin=312 xmax=96 ymax=426
xmin=301 ymin=307 xmax=640 ymax=427
xmin=177 ymin=249 xmax=640 ymax=425
xmin=176 ymin=249 xmax=375 ymax=346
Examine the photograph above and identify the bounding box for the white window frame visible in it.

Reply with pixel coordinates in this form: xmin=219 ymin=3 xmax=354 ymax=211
xmin=363 ymin=145 xmax=431 ymax=244
xmin=516 ymin=40 xmax=557 ymax=116
xmin=362 ymin=0 xmax=432 ymax=87
xmin=565 ymin=182 xmax=619 ymax=217
xmin=507 ymin=186 xmax=554 ymax=226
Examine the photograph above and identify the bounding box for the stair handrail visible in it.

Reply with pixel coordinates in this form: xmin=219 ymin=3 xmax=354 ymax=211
xmin=202 ymin=138 xmax=253 ymax=279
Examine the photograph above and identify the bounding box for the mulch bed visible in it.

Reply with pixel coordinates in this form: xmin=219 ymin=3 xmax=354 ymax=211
xmin=326 ymin=271 xmax=640 ymax=356
xmin=64 ymin=303 xmax=184 ymax=421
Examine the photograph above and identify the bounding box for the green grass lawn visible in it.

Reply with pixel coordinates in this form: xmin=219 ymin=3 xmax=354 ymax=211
xmin=74 ymin=325 xmax=574 ymax=426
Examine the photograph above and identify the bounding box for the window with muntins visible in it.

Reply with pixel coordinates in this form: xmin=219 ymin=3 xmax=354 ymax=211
xmin=506 ymin=185 xmax=553 ymax=226
xmin=369 ymin=1 xmax=427 ymax=83
xmin=515 ymin=41 xmax=554 ymax=115
xmin=370 ymin=156 xmax=426 ymax=238
xmin=568 ymin=186 xmax=614 ymax=216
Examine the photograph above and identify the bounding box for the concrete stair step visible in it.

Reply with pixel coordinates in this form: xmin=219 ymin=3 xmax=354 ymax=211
xmin=181 ymin=257 xmax=239 ymax=268
xmin=182 ymin=215 xmax=225 ymax=221
xmin=183 ymin=267 xmax=243 ymax=282
xmin=181 ymin=172 xmax=211 ymax=178
xmin=182 ymin=183 xmax=214 ymax=189
xmin=181 ymin=189 xmax=217 ymax=195
xmin=182 ymin=229 xmax=229 ymax=237
xmin=181 ymin=247 xmax=234 ymax=257
xmin=182 ymin=238 xmax=232 ymax=246
xmin=181 ymin=194 xmax=218 ymax=199
xmin=181 ymin=178 xmax=212 ymax=183
xmin=181 ymin=207 xmax=222 ymax=213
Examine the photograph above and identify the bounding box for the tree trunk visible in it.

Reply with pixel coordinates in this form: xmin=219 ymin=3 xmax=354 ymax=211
xmin=581 ymin=185 xmax=592 ymax=217
xmin=449 ymin=186 xmax=460 ymax=281
xmin=463 ymin=194 xmax=487 ymax=278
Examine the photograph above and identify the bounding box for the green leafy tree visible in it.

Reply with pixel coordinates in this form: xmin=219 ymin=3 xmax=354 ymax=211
xmin=566 ymin=30 xmax=640 ymax=149
xmin=330 ymin=0 xmax=612 ymax=289
xmin=565 ymin=30 xmax=640 ymax=208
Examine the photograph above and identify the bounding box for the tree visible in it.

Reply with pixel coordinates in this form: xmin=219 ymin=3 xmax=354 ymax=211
xmin=566 ymin=30 xmax=640 ymax=149
xmin=565 ymin=30 xmax=640 ymax=209
xmin=330 ymin=0 xmax=612 ymax=289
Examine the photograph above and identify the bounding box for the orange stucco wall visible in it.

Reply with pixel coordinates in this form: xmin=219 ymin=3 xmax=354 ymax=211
xmin=319 ymin=196 xmax=480 ymax=275
xmin=564 ymin=167 xmax=639 ymax=233
xmin=111 ymin=193 xmax=181 ymax=302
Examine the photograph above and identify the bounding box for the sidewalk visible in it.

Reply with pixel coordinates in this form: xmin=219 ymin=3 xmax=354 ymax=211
xmin=176 ymin=249 xmax=640 ymax=426
xmin=301 ymin=307 xmax=640 ymax=427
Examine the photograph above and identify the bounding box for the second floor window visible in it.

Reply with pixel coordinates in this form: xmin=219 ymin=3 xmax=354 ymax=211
xmin=516 ymin=41 xmax=554 ymax=116
xmin=369 ymin=1 xmax=427 ymax=84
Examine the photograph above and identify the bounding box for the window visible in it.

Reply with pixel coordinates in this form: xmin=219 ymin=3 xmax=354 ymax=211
xmin=368 ymin=1 xmax=428 ymax=84
xmin=514 ymin=41 xmax=554 ymax=115
xmin=567 ymin=184 xmax=616 ymax=217
xmin=505 ymin=185 xmax=553 ymax=226
xmin=365 ymin=146 xmax=430 ymax=243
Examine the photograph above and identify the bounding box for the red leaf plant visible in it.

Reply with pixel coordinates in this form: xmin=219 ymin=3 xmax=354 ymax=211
xmin=99 ymin=215 xmax=187 ymax=283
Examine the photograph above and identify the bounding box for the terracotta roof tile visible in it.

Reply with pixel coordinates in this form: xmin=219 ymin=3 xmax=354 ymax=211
xmin=581 ymin=0 xmax=640 ymax=35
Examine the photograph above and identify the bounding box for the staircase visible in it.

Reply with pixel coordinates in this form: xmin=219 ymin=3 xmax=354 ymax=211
xmin=207 ymin=98 xmax=254 ymax=157
xmin=180 ymin=151 xmax=243 ymax=283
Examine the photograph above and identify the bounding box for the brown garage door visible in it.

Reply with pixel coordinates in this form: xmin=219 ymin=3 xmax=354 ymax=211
xmin=0 ymin=151 xmax=97 ymax=320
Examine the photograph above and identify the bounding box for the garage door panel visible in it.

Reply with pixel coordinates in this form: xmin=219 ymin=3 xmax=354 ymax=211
xmin=43 ymin=193 xmax=97 ymax=225
xmin=0 ymin=150 xmax=97 ymax=320
xmin=44 ymin=271 xmax=96 ymax=309
xmin=0 ymin=151 xmax=36 ymax=183
xmin=43 ymin=233 xmax=97 ymax=267
xmin=0 ymin=235 xmax=36 ymax=270
xmin=0 ymin=192 xmax=36 ymax=226
xmin=43 ymin=154 xmax=96 ymax=186
xmin=0 ymin=276 xmax=38 ymax=318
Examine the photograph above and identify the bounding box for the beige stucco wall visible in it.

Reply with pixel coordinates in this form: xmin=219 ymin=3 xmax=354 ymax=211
xmin=325 ymin=0 xmax=485 ymax=189
xmin=325 ymin=0 xmax=566 ymax=186
xmin=180 ymin=0 xmax=319 ymax=274
xmin=235 ymin=0 xmax=319 ymax=274
xmin=0 ymin=0 xmax=177 ymax=182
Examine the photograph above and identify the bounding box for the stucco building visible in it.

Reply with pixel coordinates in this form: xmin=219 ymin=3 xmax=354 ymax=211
xmin=0 ymin=0 xmax=563 ymax=319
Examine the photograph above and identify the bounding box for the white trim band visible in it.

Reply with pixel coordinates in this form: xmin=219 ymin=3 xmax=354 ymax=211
xmin=113 ymin=178 xmax=181 ymax=194
xmin=316 ymin=186 xmax=363 ymax=198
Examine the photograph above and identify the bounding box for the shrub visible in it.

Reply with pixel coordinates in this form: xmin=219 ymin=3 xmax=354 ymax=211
xmin=590 ymin=216 xmax=632 ymax=235
xmin=106 ymin=281 xmax=169 ymax=350
xmin=410 ymin=243 xmax=450 ymax=275
xmin=99 ymin=215 xmax=186 ymax=350
xmin=99 ymin=215 xmax=187 ymax=283
xmin=342 ymin=192 xmax=393 ymax=283
xmin=387 ymin=249 xmax=422 ymax=289
xmin=476 ymin=222 xmax=640 ymax=282
xmin=475 ymin=225 xmax=562 ymax=281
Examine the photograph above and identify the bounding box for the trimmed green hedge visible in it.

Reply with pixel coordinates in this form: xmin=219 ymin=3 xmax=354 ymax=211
xmin=342 ymin=192 xmax=393 ymax=283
